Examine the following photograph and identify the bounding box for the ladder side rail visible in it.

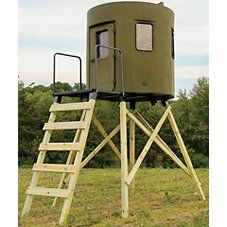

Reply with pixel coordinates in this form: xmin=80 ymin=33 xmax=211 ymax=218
xmin=59 ymin=98 xmax=96 ymax=224
xmin=22 ymin=111 xmax=57 ymax=216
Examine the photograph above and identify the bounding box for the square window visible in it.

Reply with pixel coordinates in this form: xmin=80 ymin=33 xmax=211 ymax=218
xmin=97 ymin=30 xmax=109 ymax=58
xmin=136 ymin=23 xmax=153 ymax=51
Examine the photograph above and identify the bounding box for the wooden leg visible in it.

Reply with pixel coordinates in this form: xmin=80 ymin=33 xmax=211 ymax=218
xmin=120 ymin=101 xmax=129 ymax=218
xmin=168 ymin=109 xmax=206 ymax=200
xmin=129 ymin=118 xmax=135 ymax=191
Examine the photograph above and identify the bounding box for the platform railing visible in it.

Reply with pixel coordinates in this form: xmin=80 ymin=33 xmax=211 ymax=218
xmin=94 ymin=44 xmax=125 ymax=97
xmin=53 ymin=53 xmax=82 ymax=93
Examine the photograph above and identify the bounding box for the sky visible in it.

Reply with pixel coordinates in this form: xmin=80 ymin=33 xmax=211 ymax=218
xmin=18 ymin=0 xmax=209 ymax=94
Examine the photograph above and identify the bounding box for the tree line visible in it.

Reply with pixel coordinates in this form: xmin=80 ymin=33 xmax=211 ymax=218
xmin=18 ymin=77 xmax=209 ymax=168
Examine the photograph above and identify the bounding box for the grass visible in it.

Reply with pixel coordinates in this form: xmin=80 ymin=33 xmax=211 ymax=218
xmin=19 ymin=168 xmax=208 ymax=226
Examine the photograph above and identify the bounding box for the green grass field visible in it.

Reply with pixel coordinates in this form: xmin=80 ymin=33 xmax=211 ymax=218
xmin=19 ymin=168 xmax=208 ymax=226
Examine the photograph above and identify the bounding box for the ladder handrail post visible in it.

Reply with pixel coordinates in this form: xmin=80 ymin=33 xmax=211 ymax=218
xmin=53 ymin=52 xmax=83 ymax=94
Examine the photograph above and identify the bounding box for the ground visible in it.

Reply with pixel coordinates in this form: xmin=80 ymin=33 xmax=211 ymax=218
xmin=18 ymin=168 xmax=208 ymax=226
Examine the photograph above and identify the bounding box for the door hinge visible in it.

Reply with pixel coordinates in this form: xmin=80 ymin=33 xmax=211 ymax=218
xmin=112 ymin=28 xmax=116 ymax=34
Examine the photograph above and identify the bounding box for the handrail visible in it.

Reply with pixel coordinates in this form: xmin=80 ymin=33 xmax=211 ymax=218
xmin=53 ymin=52 xmax=82 ymax=93
xmin=94 ymin=45 xmax=125 ymax=97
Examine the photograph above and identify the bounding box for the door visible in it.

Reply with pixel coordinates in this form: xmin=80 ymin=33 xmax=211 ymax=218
xmin=89 ymin=22 xmax=115 ymax=91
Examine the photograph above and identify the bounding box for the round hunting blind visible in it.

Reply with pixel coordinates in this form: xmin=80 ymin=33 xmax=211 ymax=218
xmin=22 ymin=2 xmax=206 ymax=224
xmin=87 ymin=1 xmax=175 ymax=100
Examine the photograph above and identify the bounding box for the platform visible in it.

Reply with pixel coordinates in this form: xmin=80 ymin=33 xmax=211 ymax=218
xmin=53 ymin=89 xmax=173 ymax=103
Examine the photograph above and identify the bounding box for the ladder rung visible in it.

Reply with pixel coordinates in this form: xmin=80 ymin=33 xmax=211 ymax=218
xmin=43 ymin=121 xmax=86 ymax=130
xmin=26 ymin=187 xmax=70 ymax=198
xmin=33 ymin=164 xmax=77 ymax=173
xmin=39 ymin=143 xmax=81 ymax=151
xmin=50 ymin=102 xmax=92 ymax=112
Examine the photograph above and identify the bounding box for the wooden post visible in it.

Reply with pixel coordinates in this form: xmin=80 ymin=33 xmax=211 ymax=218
xmin=168 ymin=109 xmax=206 ymax=200
xmin=120 ymin=101 xmax=129 ymax=217
xmin=129 ymin=118 xmax=135 ymax=191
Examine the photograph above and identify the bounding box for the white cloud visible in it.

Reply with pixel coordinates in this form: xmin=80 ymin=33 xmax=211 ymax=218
xmin=175 ymin=65 xmax=209 ymax=79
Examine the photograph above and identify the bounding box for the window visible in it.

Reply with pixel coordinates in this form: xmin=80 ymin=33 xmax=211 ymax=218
xmin=136 ymin=23 xmax=153 ymax=51
xmin=97 ymin=30 xmax=109 ymax=58
xmin=171 ymin=28 xmax=175 ymax=59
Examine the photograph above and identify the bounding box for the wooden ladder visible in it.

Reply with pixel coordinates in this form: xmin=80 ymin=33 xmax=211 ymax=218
xmin=21 ymin=96 xmax=96 ymax=225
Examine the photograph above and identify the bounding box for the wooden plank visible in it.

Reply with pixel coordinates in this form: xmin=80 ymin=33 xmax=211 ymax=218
xmin=126 ymin=106 xmax=171 ymax=186
xmin=33 ymin=164 xmax=77 ymax=173
xmin=43 ymin=121 xmax=86 ymax=130
xmin=50 ymin=102 xmax=92 ymax=112
xmin=120 ymin=101 xmax=129 ymax=218
xmin=26 ymin=187 xmax=70 ymax=198
xmin=39 ymin=143 xmax=81 ymax=151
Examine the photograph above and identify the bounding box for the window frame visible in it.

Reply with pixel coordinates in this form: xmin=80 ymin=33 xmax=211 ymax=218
xmin=96 ymin=29 xmax=109 ymax=59
xmin=135 ymin=22 xmax=154 ymax=52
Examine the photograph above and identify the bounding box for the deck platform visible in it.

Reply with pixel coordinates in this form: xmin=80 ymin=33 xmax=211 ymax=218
xmin=53 ymin=89 xmax=173 ymax=103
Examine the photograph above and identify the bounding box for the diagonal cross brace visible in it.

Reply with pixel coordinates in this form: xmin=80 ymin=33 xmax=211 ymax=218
xmin=133 ymin=110 xmax=190 ymax=177
xmin=92 ymin=116 xmax=121 ymax=158
xmin=63 ymin=116 xmax=125 ymax=185
xmin=126 ymin=108 xmax=205 ymax=200
xmin=126 ymin=106 xmax=171 ymax=185
xmin=80 ymin=121 xmax=121 ymax=168
xmin=80 ymin=113 xmax=135 ymax=169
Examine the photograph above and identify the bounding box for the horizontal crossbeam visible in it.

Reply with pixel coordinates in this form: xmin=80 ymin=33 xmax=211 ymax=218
xmin=39 ymin=143 xmax=82 ymax=151
xmin=33 ymin=164 xmax=77 ymax=173
xmin=26 ymin=187 xmax=70 ymax=198
xmin=43 ymin=121 xmax=86 ymax=130
xmin=49 ymin=102 xmax=92 ymax=112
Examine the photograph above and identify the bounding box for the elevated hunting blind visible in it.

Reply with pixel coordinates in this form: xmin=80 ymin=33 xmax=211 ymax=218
xmin=87 ymin=1 xmax=174 ymax=100
xmin=22 ymin=1 xmax=206 ymax=225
